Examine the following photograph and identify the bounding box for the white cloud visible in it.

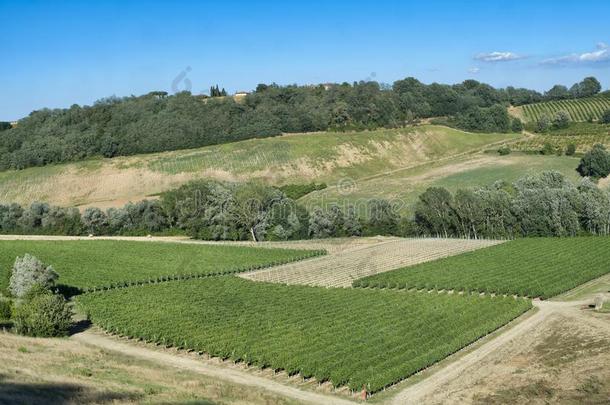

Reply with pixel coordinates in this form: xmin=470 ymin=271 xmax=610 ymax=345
xmin=474 ymin=51 xmax=524 ymax=62
xmin=468 ymin=67 xmax=480 ymax=74
xmin=542 ymin=42 xmax=610 ymax=65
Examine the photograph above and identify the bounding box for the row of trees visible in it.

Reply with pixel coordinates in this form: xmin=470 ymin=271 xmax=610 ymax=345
xmin=0 ymin=200 xmax=168 ymax=236
xmin=414 ymin=171 xmax=610 ymax=239
xmin=0 ymin=181 xmax=404 ymax=241
xmin=543 ymin=77 xmax=602 ymax=101
xmin=1 ymin=77 xmax=603 ymax=170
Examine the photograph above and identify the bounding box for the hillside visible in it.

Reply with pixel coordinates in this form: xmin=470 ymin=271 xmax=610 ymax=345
xmin=0 ymin=125 xmax=519 ymax=208
xmin=300 ymin=152 xmax=582 ymax=214
xmin=513 ymin=93 xmax=610 ymax=123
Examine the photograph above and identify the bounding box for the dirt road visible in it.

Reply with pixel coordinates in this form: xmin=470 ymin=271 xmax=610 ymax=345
xmin=72 ymin=330 xmax=357 ymax=405
xmin=390 ymin=298 xmax=595 ymax=404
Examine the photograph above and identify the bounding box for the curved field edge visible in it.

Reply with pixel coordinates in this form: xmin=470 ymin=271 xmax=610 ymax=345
xmin=76 ymin=276 xmax=532 ymax=395
xmin=353 ymin=237 xmax=610 ymax=299
xmin=0 ymin=240 xmax=324 ymax=293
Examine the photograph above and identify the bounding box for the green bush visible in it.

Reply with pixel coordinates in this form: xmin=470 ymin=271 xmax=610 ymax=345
xmin=541 ymin=142 xmax=555 ymax=155
xmin=601 ymin=109 xmax=610 ymax=124
xmin=566 ymin=143 xmax=577 ymax=156
xmin=0 ymin=299 xmax=12 ymax=320
xmin=12 ymin=290 xmax=72 ymax=337
xmin=498 ymin=145 xmax=511 ymax=156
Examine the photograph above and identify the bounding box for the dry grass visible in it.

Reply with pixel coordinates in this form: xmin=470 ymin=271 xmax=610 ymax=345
xmin=0 ymin=125 xmax=519 ymax=208
xmin=0 ymin=331 xmax=301 ymax=405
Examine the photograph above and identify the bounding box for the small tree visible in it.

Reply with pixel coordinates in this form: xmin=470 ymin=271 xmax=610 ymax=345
xmin=8 ymin=254 xmax=58 ymax=298
xmin=577 ymin=144 xmax=610 ymax=179
xmin=82 ymin=207 xmax=108 ymax=235
xmin=566 ymin=143 xmax=577 ymax=156
xmin=536 ymin=114 xmax=551 ymax=132
xmin=12 ymin=289 xmax=72 ymax=337
xmin=511 ymin=117 xmax=523 ymax=133
xmin=541 ymin=142 xmax=555 ymax=156
xmin=601 ymin=109 xmax=610 ymax=124
xmin=552 ymin=110 xmax=571 ymax=129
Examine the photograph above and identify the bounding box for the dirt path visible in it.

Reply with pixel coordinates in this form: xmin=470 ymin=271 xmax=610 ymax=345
xmin=389 ymin=298 xmax=593 ymax=404
xmin=71 ymin=330 xmax=357 ymax=405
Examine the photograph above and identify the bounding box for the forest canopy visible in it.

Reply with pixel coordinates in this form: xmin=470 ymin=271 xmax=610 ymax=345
xmin=0 ymin=77 xmax=601 ymax=171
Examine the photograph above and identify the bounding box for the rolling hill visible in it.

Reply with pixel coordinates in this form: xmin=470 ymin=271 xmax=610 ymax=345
xmin=0 ymin=125 xmax=521 ymax=209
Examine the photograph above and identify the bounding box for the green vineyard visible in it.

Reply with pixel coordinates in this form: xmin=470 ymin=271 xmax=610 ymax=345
xmin=77 ymin=276 xmax=531 ymax=394
xmin=517 ymin=94 xmax=610 ymax=123
xmin=0 ymin=240 xmax=322 ymax=292
xmin=354 ymin=237 xmax=610 ymax=299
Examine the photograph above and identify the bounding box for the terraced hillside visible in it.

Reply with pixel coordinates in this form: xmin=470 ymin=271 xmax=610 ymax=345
xmin=515 ymin=94 xmax=610 ymax=123
xmin=0 ymin=125 xmax=519 ymax=208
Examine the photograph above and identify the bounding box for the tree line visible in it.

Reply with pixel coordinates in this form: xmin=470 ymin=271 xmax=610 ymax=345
xmin=2 ymin=165 xmax=610 ymax=241
xmin=414 ymin=171 xmax=610 ymax=239
xmin=0 ymin=76 xmax=602 ymax=170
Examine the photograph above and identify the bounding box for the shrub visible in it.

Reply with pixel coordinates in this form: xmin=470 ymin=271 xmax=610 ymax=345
xmin=601 ymin=109 xmax=610 ymax=124
xmin=541 ymin=142 xmax=555 ymax=156
xmin=566 ymin=143 xmax=577 ymax=156
xmin=536 ymin=115 xmax=551 ymax=132
xmin=511 ymin=118 xmax=523 ymax=133
xmin=552 ymin=110 xmax=571 ymax=129
xmin=0 ymin=299 xmax=12 ymax=320
xmin=8 ymin=254 xmax=58 ymax=298
xmin=577 ymin=144 xmax=610 ymax=179
xmin=12 ymin=290 xmax=72 ymax=337
xmin=498 ymin=146 xmax=511 ymax=156
xmin=82 ymin=207 xmax=108 ymax=235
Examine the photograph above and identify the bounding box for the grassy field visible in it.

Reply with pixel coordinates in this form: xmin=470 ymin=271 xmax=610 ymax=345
xmin=515 ymin=94 xmax=610 ymax=123
xmin=0 ymin=240 xmax=319 ymax=293
xmin=0 ymin=331 xmax=301 ymax=405
xmin=300 ymin=153 xmax=581 ymax=215
xmin=0 ymin=125 xmax=519 ymax=208
xmin=355 ymin=237 xmax=610 ymax=299
xmin=77 ymin=276 xmax=531 ymax=395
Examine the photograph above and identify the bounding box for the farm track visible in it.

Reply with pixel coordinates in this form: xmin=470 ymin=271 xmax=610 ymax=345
xmin=71 ymin=329 xmax=357 ymax=405
xmin=0 ymin=235 xmax=396 ymax=255
xmin=390 ymin=298 xmax=595 ymax=404
xmin=4 ymin=234 xmax=606 ymax=403
xmin=240 ymin=238 xmax=503 ymax=288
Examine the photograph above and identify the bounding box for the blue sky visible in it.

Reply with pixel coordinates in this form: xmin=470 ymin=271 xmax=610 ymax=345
xmin=1 ymin=0 xmax=609 ymax=120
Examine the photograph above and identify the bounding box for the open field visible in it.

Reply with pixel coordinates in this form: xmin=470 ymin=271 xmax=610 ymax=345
xmin=300 ymin=153 xmax=581 ymax=215
xmin=77 ymin=276 xmax=532 ymax=395
xmin=0 ymin=240 xmax=320 ymax=293
xmin=241 ymin=238 xmax=503 ymax=288
xmin=355 ymin=237 xmax=610 ymax=299
xmin=515 ymin=94 xmax=610 ymax=123
xmin=0 ymin=125 xmax=519 ymax=208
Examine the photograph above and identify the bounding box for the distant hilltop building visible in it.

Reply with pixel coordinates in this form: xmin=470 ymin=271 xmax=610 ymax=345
xmin=233 ymin=91 xmax=249 ymax=102
xmin=10 ymin=121 xmax=18 ymax=127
